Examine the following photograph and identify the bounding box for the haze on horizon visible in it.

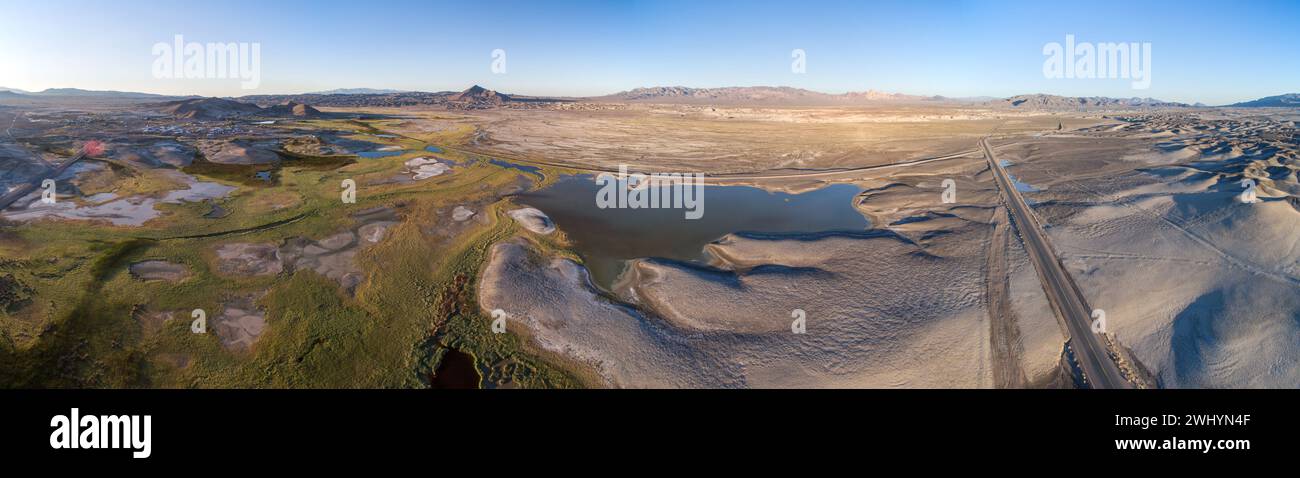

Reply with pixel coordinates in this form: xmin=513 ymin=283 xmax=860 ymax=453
xmin=0 ymin=0 xmax=1296 ymax=105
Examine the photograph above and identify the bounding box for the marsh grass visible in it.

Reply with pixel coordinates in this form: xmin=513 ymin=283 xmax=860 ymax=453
xmin=1 ymin=117 xmax=586 ymax=388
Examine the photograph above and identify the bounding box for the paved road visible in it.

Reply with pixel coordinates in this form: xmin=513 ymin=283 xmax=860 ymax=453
xmin=982 ymin=137 xmax=1130 ymax=389
xmin=0 ymin=150 xmax=87 ymax=212
xmin=5 ymin=111 xmax=18 ymax=139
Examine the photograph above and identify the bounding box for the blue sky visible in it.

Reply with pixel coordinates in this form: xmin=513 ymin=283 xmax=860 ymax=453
xmin=0 ymin=0 xmax=1295 ymax=104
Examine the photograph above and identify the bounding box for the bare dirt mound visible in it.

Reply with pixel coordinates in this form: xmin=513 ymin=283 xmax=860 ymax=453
xmin=195 ymin=139 xmax=281 ymax=165
xmin=264 ymin=101 xmax=323 ymax=118
xmin=106 ymin=140 xmax=197 ymax=168
xmin=211 ymin=207 xmax=399 ymax=293
xmin=213 ymin=294 xmax=267 ymax=352
xmin=507 ymin=207 xmax=554 ymax=234
xmin=214 ymin=243 xmax=283 ymax=276
xmin=128 ymin=260 xmax=191 ymax=282
xmin=449 ymin=85 xmax=510 ymax=104
xmin=158 ymin=97 xmax=262 ymax=120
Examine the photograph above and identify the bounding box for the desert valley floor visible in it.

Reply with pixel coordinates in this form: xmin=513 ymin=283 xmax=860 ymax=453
xmin=1 ymin=90 xmax=1297 ymax=388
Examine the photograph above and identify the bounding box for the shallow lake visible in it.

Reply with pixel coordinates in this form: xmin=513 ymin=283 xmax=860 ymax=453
xmin=430 ymin=348 xmax=480 ymax=389
xmin=490 ymin=158 xmax=542 ymax=177
xmin=518 ymin=174 xmax=870 ymax=289
xmin=357 ymin=150 xmax=404 ymax=159
xmin=1000 ymin=160 xmax=1042 ymax=193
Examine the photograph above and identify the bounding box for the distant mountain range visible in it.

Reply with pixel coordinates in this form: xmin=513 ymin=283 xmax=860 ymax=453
xmin=1229 ymin=93 xmax=1300 ymax=107
xmin=240 ymin=85 xmax=560 ymax=109
xmin=592 ymin=86 xmax=937 ymax=105
xmin=307 ymin=88 xmax=409 ymax=95
xmin=0 ymin=87 xmax=171 ymax=99
xmin=989 ymin=94 xmax=1190 ymax=110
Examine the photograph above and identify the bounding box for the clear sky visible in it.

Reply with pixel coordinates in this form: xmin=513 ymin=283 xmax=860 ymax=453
xmin=0 ymin=0 xmax=1295 ymax=104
